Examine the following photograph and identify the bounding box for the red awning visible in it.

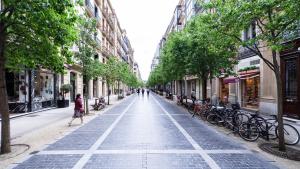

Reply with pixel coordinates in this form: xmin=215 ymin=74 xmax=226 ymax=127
xmin=224 ymin=77 xmax=239 ymax=84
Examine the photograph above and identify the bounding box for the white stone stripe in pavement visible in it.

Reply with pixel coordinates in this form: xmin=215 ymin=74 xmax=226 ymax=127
xmin=39 ymin=149 xmax=251 ymax=155
xmin=152 ymin=95 xmax=221 ymax=169
xmin=72 ymin=98 xmax=136 ymax=169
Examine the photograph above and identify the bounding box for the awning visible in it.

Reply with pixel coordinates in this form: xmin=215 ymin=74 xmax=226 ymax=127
xmin=224 ymin=77 xmax=239 ymax=84
xmin=239 ymin=72 xmax=260 ymax=79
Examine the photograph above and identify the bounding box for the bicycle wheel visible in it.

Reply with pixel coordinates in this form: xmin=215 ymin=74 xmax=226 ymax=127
xmin=267 ymin=124 xmax=277 ymax=140
xmin=276 ymin=124 xmax=300 ymax=145
xmin=207 ymin=114 xmax=222 ymax=125
xmin=234 ymin=113 xmax=249 ymax=127
xmin=239 ymin=122 xmax=260 ymax=142
xmin=187 ymin=105 xmax=194 ymax=114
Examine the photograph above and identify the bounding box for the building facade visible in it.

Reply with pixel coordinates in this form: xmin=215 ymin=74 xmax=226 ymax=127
xmin=151 ymin=0 xmax=300 ymax=119
xmin=6 ymin=0 xmax=136 ymax=113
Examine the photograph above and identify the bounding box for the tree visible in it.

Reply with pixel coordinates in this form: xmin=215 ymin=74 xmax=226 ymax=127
xmin=101 ymin=57 xmax=119 ymax=105
xmin=0 ymin=0 xmax=78 ymax=154
xmin=74 ymin=13 xmax=101 ymax=114
xmin=160 ymin=32 xmax=190 ymax=95
xmin=205 ymin=0 xmax=300 ymax=151
xmin=184 ymin=15 xmax=237 ymax=99
xmin=116 ymin=61 xmax=130 ymax=97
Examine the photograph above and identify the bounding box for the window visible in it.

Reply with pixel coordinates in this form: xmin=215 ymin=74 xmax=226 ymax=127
xmin=244 ymin=23 xmax=256 ymax=41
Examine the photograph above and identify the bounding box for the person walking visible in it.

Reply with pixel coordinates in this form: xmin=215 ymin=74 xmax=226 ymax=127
xmin=142 ymin=88 xmax=145 ymax=96
xmin=68 ymin=94 xmax=84 ymax=126
xmin=191 ymin=90 xmax=196 ymax=104
xmin=147 ymin=89 xmax=150 ymax=97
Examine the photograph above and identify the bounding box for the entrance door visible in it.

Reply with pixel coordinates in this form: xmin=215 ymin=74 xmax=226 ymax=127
xmin=282 ymin=55 xmax=300 ymax=119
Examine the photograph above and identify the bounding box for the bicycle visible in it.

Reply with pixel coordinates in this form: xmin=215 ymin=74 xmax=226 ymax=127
xmin=10 ymin=103 xmax=28 ymax=113
xmin=239 ymin=112 xmax=300 ymax=145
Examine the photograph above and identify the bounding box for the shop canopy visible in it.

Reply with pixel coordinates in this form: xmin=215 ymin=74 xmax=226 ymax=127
xmin=224 ymin=72 xmax=260 ymax=84
xmin=224 ymin=77 xmax=239 ymax=84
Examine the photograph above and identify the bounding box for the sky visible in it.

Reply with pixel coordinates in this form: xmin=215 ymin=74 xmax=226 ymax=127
xmin=110 ymin=0 xmax=179 ymax=81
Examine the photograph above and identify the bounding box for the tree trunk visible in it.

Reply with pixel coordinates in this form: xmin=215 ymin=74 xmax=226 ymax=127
xmin=202 ymin=76 xmax=207 ymax=100
xmin=198 ymin=79 xmax=201 ymax=100
xmin=84 ymin=78 xmax=89 ymax=115
xmin=117 ymin=80 xmax=120 ymax=97
xmin=0 ymin=23 xmax=11 ymax=154
xmin=107 ymin=82 xmax=110 ymax=105
xmin=210 ymin=78 xmax=213 ymax=102
xmin=180 ymin=80 xmax=182 ymax=96
xmin=272 ymin=50 xmax=285 ymax=151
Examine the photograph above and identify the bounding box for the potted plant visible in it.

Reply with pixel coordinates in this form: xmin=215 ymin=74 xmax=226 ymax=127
xmin=57 ymin=84 xmax=72 ymax=108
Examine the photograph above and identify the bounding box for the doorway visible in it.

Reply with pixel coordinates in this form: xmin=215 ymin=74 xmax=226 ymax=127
xmin=282 ymin=55 xmax=300 ymax=119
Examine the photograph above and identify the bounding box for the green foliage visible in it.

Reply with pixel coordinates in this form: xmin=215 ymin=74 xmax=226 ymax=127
xmin=147 ymin=14 xmax=238 ymax=87
xmin=205 ymin=0 xmax=300 ymax=71
xmin=61 ymin=84 xmax=72 ymax=94
xmin=238 ymin=66 xmax=258 ymax=72
xmin=1 ymin=0 xmax=79 ymax=73
xmin=74 ymin=13 xmax=100 ymax=81
xmin=60 ymin=84 xmax=72 ymax=100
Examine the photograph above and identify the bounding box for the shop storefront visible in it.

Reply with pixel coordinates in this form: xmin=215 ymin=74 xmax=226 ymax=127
xmin=240 ymin=71 xmax=260 ymax=110
xmin=6 ymin=71 xmax=29 ymax=113
xmin=220 ymin=78 xmax=229 ymax=103
xmin=31 ymin=69 xmax=57 ymax=111
xmin=6 ymin=69 xmax=58 ymax=113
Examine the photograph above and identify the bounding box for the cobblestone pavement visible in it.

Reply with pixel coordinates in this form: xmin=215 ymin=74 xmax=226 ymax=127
xmin=11 ymin=94 xmax=280 ymax=169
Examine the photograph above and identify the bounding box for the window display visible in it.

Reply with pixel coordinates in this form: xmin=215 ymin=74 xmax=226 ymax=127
xmin=242 ymin=76 xmax=260 ymax=109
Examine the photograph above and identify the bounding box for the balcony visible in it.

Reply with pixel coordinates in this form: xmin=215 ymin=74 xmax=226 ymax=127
xmin=85 ymin=0 xmax=94 ymax=16
xmin=194 ymin=3 xmax=203 ymax=14
xmin=107 ymin=14 xmax=115 ymax=29
xmin=238 ymin=46 xmax=257 ymax=60
xmin=95 ymin=37 xmax=101 ymax=49
xmin=101 ymin=26 xmax=108 ymax=37
xmin=110 ymin=48 xmax=115 ymax=56
xmin=117 ymin=47 xmax=122 ymax=56
xmin=177 ymin=5 xmax=185 ymax=25
xmin=107 ymin=33 xmax=115 ymax=45
xmin=102 ymin=7 xmax=109 ymax=18
xmin=95 ymin=11 xmax=101 ymax=27
xmin=101 ymin=45 xmax=109 ymax=56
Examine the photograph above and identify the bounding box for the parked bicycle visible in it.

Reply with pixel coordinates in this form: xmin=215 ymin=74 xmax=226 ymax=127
xmin=92 ymin=97 xmax=106 ymax=110
xmin=239 ymin=112 xmax=300 ymax=145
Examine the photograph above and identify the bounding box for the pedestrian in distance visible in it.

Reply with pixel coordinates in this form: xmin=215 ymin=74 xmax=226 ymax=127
xmin=191 ymin=90 xmax=196 ymax=104
xmin=147 ymin=89 xmax=150 ymax=97
xmin=142 ymin=88 xmax=145 ymax=96
xmin=68 ymin=94 xmax=84 ymax=126
xmin=137 ymin=88 xmax=140 ymax=95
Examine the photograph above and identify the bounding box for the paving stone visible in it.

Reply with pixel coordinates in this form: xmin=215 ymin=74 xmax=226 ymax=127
xmin=98 ymin=98 xmax=194 ymax=150
xmin=147 ymin=154 xmax=211 ymax=169
xmin=13 ymin=154 xmax=82 ymax=169
xmin=83 ymin=154 xmax=143 ymax=169
xmin=13 ymin=95 xmax=281 ymax=169
xmin=210 ymin=153 xmax=279 ymax=169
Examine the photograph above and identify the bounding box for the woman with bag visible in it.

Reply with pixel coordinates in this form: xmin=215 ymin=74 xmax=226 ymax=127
xmin=68 ymin=94 xmax=84 ymax=126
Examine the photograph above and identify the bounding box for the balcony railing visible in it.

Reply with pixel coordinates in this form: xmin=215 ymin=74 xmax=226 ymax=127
xmin=107 ymin=33 xmax=115 ymax=45
xmin=107 ymin=14 xmax=115 ymax=29
xmin=95 ymin=37 xmax=101 ymax=49
xmin=101 ymin=26 xmax=108 ymax=37
xmin=95 ymin=11 xmax=101 ymax=22
xmin=85 ymin=0 xmax=94 ymax=16
xmin=101 ymin=45 xmax=109 ymax=56
xmin=177 ymin=5 xmax=185 ymax=25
